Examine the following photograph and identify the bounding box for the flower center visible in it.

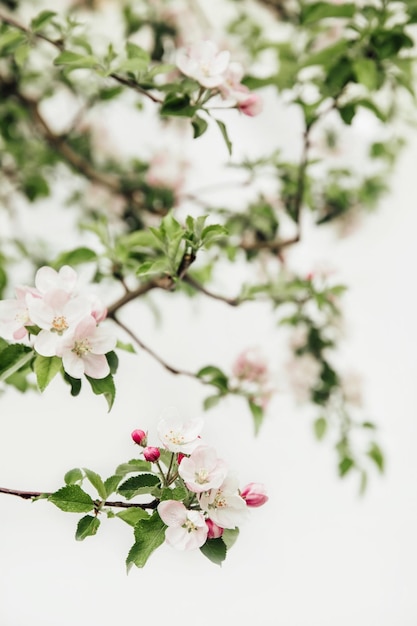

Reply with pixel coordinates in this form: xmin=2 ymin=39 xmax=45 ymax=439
xmin=195 ymin=468 xmax=209 ymax=484
xmin=212 ymin=491 xmax=226 ymax=509
xmin=15 ymin=309 xmax=30 ymax=325
xmin=182 ymin=518 xmax=198 ymax=533
xmin=167 ymin=429 xmax=185 ymax=445
xmin=72 ymin=338 xmax=91 ymax=357
xmin=51 ymin=315 xmax=69 ymax=334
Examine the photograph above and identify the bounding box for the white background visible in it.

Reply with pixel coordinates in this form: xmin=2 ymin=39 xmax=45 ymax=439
xmin=1 ymin=3 xmax=417 ymax=624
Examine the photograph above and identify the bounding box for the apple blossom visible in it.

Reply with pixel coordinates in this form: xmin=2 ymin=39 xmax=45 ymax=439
xmin=143 ymin=446 xmax=161 ymax=462
xmin=35 ymin=265 xmax=78 ymax=296
xmin=28 ymin=290 xmax=92 ymax=357
xmin=178 ymin=445 xmax=228 ymax=493
xmin=158 ymin=500 xmax=208 ymax=550
xmin=232 ymin=348 xmax=268 ymax=384
xmin=176 ymin=40 xmax=230 ymax=88
xmin=240 ymin=483 xmax=269 ymax=508
xmin=57 ymin=315 xmax=116 ymax=379
xmin=131 ymin=429 xmax=147 ymax=446
xmin=199 ymin=474 xmax=248 ymax=529
xmin=157 ymin=416 xmax=204 ymax=453
xmin=0 ymin=286 xmax=40 ymax=341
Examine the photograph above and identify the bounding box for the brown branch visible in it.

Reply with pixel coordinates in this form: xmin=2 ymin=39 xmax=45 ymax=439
xmin=111 ymin=315 xmax=198 ymax=378
xmin=182 ymin=274 xmax=240 ymax=306
xmin=0 ymin=487 xmax=158 ymax=509
xmin=0 ymin=9 xmax=162 ymax=104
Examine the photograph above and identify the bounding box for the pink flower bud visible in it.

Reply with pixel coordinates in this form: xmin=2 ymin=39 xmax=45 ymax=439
xmin=240 ymin=482 xmax=268 ymax=507
xmin=205 ymin=518 xmax=224 ymax=539
xmin=177 ymin=452 xmax=185 ymax=464
xmin=131 ymin=429 xmax=147 ymax=446
xmin=237 ymin=93 xmax=263 ymax=117
xmin=143 ymin=446 xmax=160 ymax=462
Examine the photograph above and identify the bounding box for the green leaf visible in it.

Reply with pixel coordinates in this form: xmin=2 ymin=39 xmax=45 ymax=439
xmin=115 ymin=459 xmax=151 ymax=476
xmin=85 ymin=373 xmax=116 ymax=411
xmin=49 ymin=485 xmax=94 ymax=513
xmin=116 ymin=340 xmax=136 ymax=354
xmin=201 ymin=224 xmax=228 ymax=247
xmin=222 ymin=528 xmax=239 ymax=550
xmin=62 ymin=372 xmax=82 ymax=396
xmin=30 ymin=10 xmax=56 ymax=32
xmin=159 ymin=486 xmax=188 ymax=501
xmin=191 ymin=114 xmax=208 ymax=138
xmin=83 ymin=468 xmax=107 ymax=500
xmin=199 ymin=538 xmax=227 ymax=566
xmin=64 ymin=468 xmax=83 ymax=485
xmin=301 ymin=2 xmax=355 ymax=24
xmin=338 ymin=457 xmax=354 ymax=477
xmin=353 ymin=58 xmax=379 ymax=91
xmin=0 ymin=344 xmax=33 ymax=382
xmin=160 ymin=93 xmax=197 ymax=117
xmin=214 ymin=119 xmax=232 ymax=156
xmin=0 ymin=30 xmax=27 ymax=53
xmin=367 ymin=442 xmax=384 ymax=473
xmin=103 ymin=474 xmax=122 ymax=497
xmin=126 ymin=513 xmax=166 ymax=570
xmin=248 ymin=400 xmax=264 ymax=436
xmin=116 ymin=508 xmax=149 ymax=527
xmin=106 ymin=351 xmax=119 ymax=375
xmin=51 ymin=247 xmax=97 ymax=269
xmin=54 ymin=51 xmax=99 ymax=70
xmin=118 ymin=474 xmax=160 ymax=500
xmin=33 ymin=355 xmax=62 ymax=392
xmin=75 ymin=515 xmax=100 ymax=540
xmin=313 ymin=416 xmax=327 ymax=440
xmin=203 ymin=394 xmax=222 ymax=410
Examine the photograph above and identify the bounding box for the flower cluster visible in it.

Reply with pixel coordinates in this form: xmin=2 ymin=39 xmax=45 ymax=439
xmin=0 ymin=265 xmax=116 ymax=379
xmin=176 ymin=40 xmax=263 ymax=116
xmin=232 ymin=348 xmax=274 ymax=409
xmin=131 ymin=416 xmax=268 ymax=552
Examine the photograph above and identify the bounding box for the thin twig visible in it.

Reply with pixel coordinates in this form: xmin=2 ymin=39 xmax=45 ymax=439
xmin=0 ymin=487 xmax=158 ymax=509
xmin=182 ymin=274 xmax=240 ymax=306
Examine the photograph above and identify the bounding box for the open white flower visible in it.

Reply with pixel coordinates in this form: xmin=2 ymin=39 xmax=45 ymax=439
xmin=199 ymin=474 xmax=248 ymax=529
xmin=158 ymin=416 xmax=204 ymax=453
xmin=158 ymin=500 xmax=208 ymax=550
xmin=58 ymin=315 xmax=116 ymax=379
xmin=178 ymin=445 xmax=228 ymax=493
xmin=176 ymin=40 xmax=230 ymax=88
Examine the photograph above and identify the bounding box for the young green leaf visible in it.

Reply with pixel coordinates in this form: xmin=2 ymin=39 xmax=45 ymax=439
xmin=64 ymin=468 xmax=83 ymax=485
xmin=83 ymin=468 xmax=107 ymax=500
xmin=85 ymin=373 xmax=116 ymax=411
xmin=118 ymin=474 xmax=160 ymax=499
xmin=116 ymin=508 xmax=149 ymax=527
xmin=49 ymin=485 xmax=94 ymax=513
xmin=126 ymin=513 xmax=166 ymax=570
xmin=75 ymin=515 xmax=100 ymax=541
xmin=199 ymin=538 xmax=227 ymax=566
xmin=33 ymin=355 xmax=62 ymax=392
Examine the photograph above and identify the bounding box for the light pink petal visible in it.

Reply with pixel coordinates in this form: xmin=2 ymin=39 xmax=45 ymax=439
xmin=62 ymin=350 xmax=85 ymax=378
xmin=158 ymin=500 xmax=186 ymax=527
xmin=210 ymin=49 xmax=230 ymax=75
xmin=74 ymin=315 xmax=97 ymax=339
xmin=13 ymin=326 xmax=28 ymax=340
xmin=34 ymin=330 xmax=61 ymax=357
xmin=35 ymin=266 xmax=60 ymax=293
xmin=89 ymin=326 xmax=116 ymax=354
xmin=82 ymin=353 xmax=109 ymax=379
xmin=63 ymin=297 xmax=91 ymax=325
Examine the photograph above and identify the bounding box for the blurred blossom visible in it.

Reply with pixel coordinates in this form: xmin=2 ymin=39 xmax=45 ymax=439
xmin=341 ymin=370 xmax=364 ymax=407
xmin=232 ymin=348 xmax=268 ymax=384
xmin=285 ymin=353 xmax=322 ymax=403
xmin=176 ymin=40 xmax=230 ymax=88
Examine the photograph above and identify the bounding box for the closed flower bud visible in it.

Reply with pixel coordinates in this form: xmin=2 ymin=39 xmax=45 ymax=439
xmin=205 ymin=518 xmax=224 ymax=539
xmin=177 ymin=452 xmax=185 ymax=464
xmin=143 ymin=446 xmax=160 ymax=462
xmin=131 ymin=429 xmax=147 ymax=446
xmin=240 ymin=482 xmax=268 ymax=507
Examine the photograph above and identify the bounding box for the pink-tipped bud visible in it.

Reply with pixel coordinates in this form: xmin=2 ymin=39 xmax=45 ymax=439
xmin=143 ymin=446 xmax=160 ymax=462
xmin=177 ymin=452 xmax=185 ymax=465
xmin=131 ymin=429 xmax=147 ymax=446
xmin=237 ymin=93 xmax=263 ymax=117
xmin=240 ymin=482 xmax=268 ymax=507
xmin=206 ymin=518 xmax=224 ymax=539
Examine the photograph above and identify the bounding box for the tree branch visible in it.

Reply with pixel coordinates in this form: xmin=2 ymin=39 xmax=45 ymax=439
xmin=0 ymin=486 xmax=158 ymax=509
